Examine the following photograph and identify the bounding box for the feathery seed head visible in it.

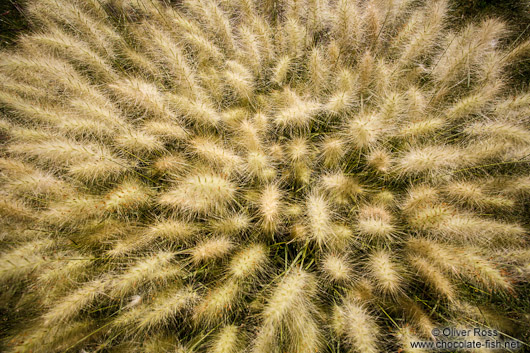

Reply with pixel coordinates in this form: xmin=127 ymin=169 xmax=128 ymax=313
xmin=320 ymin=172 xmax=363 ymax=205
xmin=345 ymin=113 xmax=385 ymax=149
xmin=109 ymin=77 xmax=176 ymax=119
xmin=189 ymin=136 xmax=243 ymax=174
xmin=399 ymin=298 xmax=436 ymax=339
xmin=257 ymin=184 xmax=284 ymax=235
xmin=319 ymin=137 xmax=346 ymax=168
xmin=159 ymin=171 xmax=236 ymax=216
xmin=42 ymin=279 xmax=106 ymax=326
xmin=245 ymin=150 xmax=276 ymax=181
xmin=399 ymin=118 xmax=446 ymax=139
xmin=142 ymin=120 xmax=189 ymax=143
xmin=228 ymin=243 xmax=269 ymax=280
xmin=305 ymin=193 xmax=336 ymax=247
xmin=0 ymin=238 xmax=54 ymax=283
xmin=171 ymin=94 xmax=222 ymax=127
xmin=209 ymin=325 xmax=243 ymax=353
xmin=190 ymin=237 xmax=234 ymax=264
xmin=271 ymin=55 xmax=291 ymax=85
xmin=402 ymin=185 xmax=439 ymax=211
xmin=367 ymin=250 xmax=404 ymax=297
xmin=334 ymin=299 xmax=380 ymax=353
xmin=152 ymin=153 xmax=189 ymax=176
xmin=372 ymin=190 xmax=396 ymax=206
xmin=325 ymin=90 xmax=355 ymax=116
xmin=445 ymin=180 xmax=515 ymax=210
xmin=396 ymin=145 xmax=466 ymax=176
xmin=147 ymin=219 xmax=198 ymax=243
xmin=225 ymin=60 xmax=254 ymax=100
xmin=109 ymin=251 xmax=178 ymax=298
xmin=330 ymin=223 xmax=356 ymax=249
xmin=408 ymin=254 xmax=455 ymax=302
xmin=104 ymin=179 xmax=151 ymax=216
xmin=236 ymin=119 xmax=263 ymax=151
xmin=273 ymin=90 xmax=321 ymax=130
xmin=366 ymin=149 xmax=393 ymax=173
xmin=357 ymin=205 xmax=396 ymax=242
xmin=256 ymin=267 xmax=318 ymax=350
xmin=208 ymin=212 xmax=251 ymax=236
xmin=321 ymin=253 xmax=353 ymax=283
xmin=193 ymin=279 xmax=241 ymax=326
xmin=41 ymin=194 xmax=105 ymax=227
xmin=396 ymin=326 xmax=428 ymax=353
xmin=286 ymin=136 xmax=313 ymax=163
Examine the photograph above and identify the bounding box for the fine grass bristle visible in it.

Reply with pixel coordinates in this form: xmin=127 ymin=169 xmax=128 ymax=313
xmin=444 ymin=180 xmax=515 ymax=210
xmin=170 ymin=94 xmax=222 ymax=127
xmin=208 ymin=212 xmax=251 ymax=236
xmin=245 ymin=150 xmax=276 ymax=181
xmin=208 ymin=325 xmax=243 ymax=353
xmin=406 ymin=238 xmax=514 ymax=292
xmin=356 ymin=205 xmax=397 ymax=242
xmin=396 ymin=145 xmax=466 ymax=176
xmin=189 ymin=136 xmax=243 ymax=174
xmin=8 ymin=138 xmax=131 ymax=182
xmin=399 ymin=297 xmax=436 ymax=339
xmin=321 ymin=253 xmax=353 ymax=284
xmin=193 ymin=279 xmax=241 ymax=326
xmin=0 ymin=238 xmax=54 ymax=283
xmin=109 ymin=252 xmax=180 ymax=298
xmin=271 ymin=55 xmax=292 ymax=85
xmin=190 ymin=237 xmax=234 ymax=264
xmin=395 ymin=325 xmax=429 ymax=353
xmin=114 ymin=285 xmax=198 ymax=333
xmin=320 ymin=172 xmax=363 ymax=205
xmin=273 ymin=89 xmax=321 ymax=130
xmin=408 ymin=254 xmax=455 ymax=302
xmin=228 ymin=243 xmax=269 ymax=280
xmin=42 ymin=279 xmax=106 ymax=326
xmin=146 ymin=218 xmax=199 ymax=243
xmin=305 ymin=193 xmax=336 ymax=248
xmin=159 ymin=171 xmax=236 ymax=216
xmin=252 ymin=268 xmax=320 ymax=352
xmin=319 ymin=137 xmax=346 ymax=168
xmin=257 ymin=184 xmax=284 ymax=235
xmin=344 ymin=113 xmax=385 ymax=149
xmin=367 ymin=250 xmax=404 ymax=297
xmin=104 ymin=179 xmax=151 ymax=216
xmin=333 ymin=299 xmax=380 ymax=353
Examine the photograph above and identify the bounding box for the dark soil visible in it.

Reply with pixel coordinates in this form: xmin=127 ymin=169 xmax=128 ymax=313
xmin=0 ymin=0 xmax=28 ymax=48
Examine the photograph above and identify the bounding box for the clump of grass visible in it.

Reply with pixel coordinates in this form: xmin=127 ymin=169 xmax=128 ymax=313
xmin=0 ymin=0 xmax=529 ymax=352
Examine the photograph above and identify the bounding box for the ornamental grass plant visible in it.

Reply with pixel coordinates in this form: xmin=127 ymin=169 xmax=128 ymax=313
xmin=0 ymin=0 xmax=529 ymax=352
